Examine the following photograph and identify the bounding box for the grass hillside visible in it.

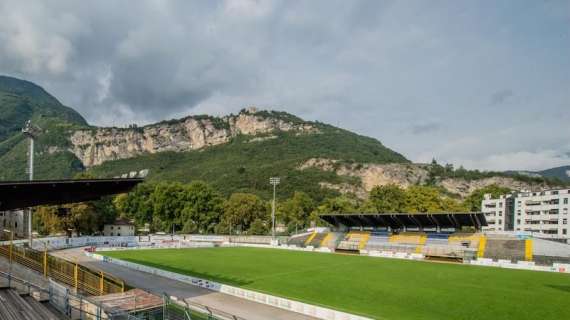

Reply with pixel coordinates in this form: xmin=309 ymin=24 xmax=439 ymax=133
xmin=88 ymin=127 xmax=409 ymax=201
xmin=0 ymin=76 xmax=88 ymax=180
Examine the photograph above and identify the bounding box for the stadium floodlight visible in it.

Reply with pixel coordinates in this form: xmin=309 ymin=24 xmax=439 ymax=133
xmin=269 ymin=177 xmax=280 ymax=241
xmin=22 ymin=120 xmax=41 ymax=247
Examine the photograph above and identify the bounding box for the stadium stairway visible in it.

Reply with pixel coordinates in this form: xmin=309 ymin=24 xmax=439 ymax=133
xmin=389 ymin=232 xmax=427 ymax=245
xmin=0 ymin=288 xmax=61 ymax=320
xmin=448 ymin=233 xmax=481 ymax=248
xmin=304 ymin=232 xmax=318 ymax=246
xmin=336 ymin=231 xmax=370 ymax=252
xmin=305 ymin=232 xmax=328 ymax=248
xmin=320 ymin=232 xmax=334 ymax=248
xmin=532 ymin=238 xmax=570 ymax=265
xmin=287 ymin=232 xmax=313 ymax=247
xmin=483 ymin=238 xmax=527 ymax=262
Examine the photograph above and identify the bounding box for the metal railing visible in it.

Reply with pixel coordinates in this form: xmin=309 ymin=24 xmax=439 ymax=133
xmin=0 ymin=243 xmax=125 ymax=296
xmin=164 ymin=294 xmax=247 ymax=320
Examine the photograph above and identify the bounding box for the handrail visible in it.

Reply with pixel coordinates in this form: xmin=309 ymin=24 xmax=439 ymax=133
xmin=167 ymin=293 xmax=248 ymax=320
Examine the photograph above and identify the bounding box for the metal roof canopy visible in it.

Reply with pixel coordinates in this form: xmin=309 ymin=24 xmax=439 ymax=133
xmin=319 ymin=212 xmax=487 ymax=230
xmin=0 ymin=178 xmax=143 ymax=211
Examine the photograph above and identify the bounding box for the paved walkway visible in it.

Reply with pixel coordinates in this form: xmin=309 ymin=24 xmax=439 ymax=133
xmin=51 ymin=248 xmax=317 ymax=320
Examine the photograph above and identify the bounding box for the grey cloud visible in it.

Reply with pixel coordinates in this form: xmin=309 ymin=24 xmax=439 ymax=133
xmin=0 ymin=0 xmax=568 ymax=171
xmin=489 ymin=89 xmax=514 ymax=106
xmin=411 ymin=122 xmax=441 ymax=135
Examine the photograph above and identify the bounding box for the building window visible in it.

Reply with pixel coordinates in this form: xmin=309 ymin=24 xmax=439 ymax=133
xmin=564 ymin=198 xmax=568 ymax=205
xmin=563 ymin=219 xmax=567 ymax=225
xmin=563 ymin=229 xmax=567 ymax=235
xmin=517 ymin=219 xmax=521 ymax=225
xmin=498 ymin=219 xmax=502 ymax=224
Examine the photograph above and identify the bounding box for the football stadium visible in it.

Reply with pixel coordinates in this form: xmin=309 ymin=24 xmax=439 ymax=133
xmin=1 ymin=179 xmax=570 ymax=320
xmin=99 ymin=246 xmax=569 ymax=320
xmin=1 ymin=4 xmax=569 ymax=319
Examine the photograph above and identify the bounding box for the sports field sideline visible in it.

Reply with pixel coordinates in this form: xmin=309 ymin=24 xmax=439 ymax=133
xmin=100 ymin=247 xmax=570 ymax=320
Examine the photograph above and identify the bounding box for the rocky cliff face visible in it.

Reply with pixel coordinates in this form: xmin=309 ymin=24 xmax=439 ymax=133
xmin=70 ymin=109 xmax=317 ymax=167
xmin=299 ymin=158 xmax=553 ymax=198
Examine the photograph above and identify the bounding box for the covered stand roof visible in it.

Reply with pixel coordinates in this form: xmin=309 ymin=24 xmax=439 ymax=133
xmin=320 ymin=212 xmax=487 ymax=230
xmin=0 ymin=178 xmax=143 ymax=211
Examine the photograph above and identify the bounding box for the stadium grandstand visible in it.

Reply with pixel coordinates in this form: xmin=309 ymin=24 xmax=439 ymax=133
xmin=317 ymin=212 xmax=487 ymax=260
xmin=297 ymin=212 xmax=570 ymax=265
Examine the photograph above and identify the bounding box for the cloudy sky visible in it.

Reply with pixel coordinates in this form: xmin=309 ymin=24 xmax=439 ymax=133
xmin=1 ymin=0 xmax=568 ymax=171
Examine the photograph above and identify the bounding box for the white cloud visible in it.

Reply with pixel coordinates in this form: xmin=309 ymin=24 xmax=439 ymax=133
xmin=0 ymin=0 xmax=568 ymax=171
xmin=444 ymin=150 xmax=569 ymax=172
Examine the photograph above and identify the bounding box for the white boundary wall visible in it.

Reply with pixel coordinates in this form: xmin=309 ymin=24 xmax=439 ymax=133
xmin=7 ymin=234 xmax=569 ymax=275
xmin=87 ymin=252 xmax=372 ymax=320
xmin=0 ymin=236 xmax=137 ymax=250
xmin=466 ymin=258 xmax=570 ymax=273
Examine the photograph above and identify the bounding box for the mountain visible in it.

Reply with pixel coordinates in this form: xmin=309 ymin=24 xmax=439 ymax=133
xmin=76 ymin=108 xmax=411 ymax=200
xmin=505 ymin=165 xmax=570 ymax=183
xmin=0 ymin=75 xmax=565 ymax=201
xmin=0 ymin=75 xmax=86 ymax=140
xmin=0 ymin=76 xmax=88 ymax=180
xmin=538 ymin=166 xmax=570 ymax=182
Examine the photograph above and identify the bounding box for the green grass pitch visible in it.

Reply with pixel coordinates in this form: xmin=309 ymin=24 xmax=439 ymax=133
xmin=101 ymin=247 xmax=570 ymax=320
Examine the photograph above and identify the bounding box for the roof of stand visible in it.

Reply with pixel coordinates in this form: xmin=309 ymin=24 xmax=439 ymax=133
xmin=0 ymin=178 xmax=143 ymax=211
xmin=319 ymin=212 xmax=487 ymax=229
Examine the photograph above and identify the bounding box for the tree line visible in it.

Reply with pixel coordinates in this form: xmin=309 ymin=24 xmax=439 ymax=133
xmin=32 ymin=180 xmax=510 ymax=236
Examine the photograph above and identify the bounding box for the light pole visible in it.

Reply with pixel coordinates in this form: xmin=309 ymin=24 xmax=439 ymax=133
xmin=3 ymin=229 xmax=13 ymax=285
xmin=22 ymin=120 xmax=40 ymax=247
xmin=269 ymin=177 xmax=280 ymax=242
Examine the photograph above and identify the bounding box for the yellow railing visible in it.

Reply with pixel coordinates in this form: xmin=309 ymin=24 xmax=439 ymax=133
xmin=0 ymin=244 xmax=124 ymax=296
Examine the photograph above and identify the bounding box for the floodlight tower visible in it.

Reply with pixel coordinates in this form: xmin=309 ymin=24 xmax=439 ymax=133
xmin=22 ymin=120 xmax=41 ymax=246
xmin=269 ymin=177 xmax=280 ymax=241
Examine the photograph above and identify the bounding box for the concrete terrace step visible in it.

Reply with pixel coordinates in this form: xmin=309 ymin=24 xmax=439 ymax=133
xmin=0 ymin=289 xmax=62 ymax=320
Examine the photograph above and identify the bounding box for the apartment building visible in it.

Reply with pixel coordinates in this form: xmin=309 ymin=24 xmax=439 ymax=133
xmin=482 ymin=189 xmax=570 ymax=241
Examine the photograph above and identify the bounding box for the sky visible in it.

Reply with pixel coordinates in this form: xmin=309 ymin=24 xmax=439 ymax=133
xmin=0 ymin=0 xmax=568 ymax=171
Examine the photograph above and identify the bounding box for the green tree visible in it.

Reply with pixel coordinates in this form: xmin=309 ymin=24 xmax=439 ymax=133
xmin=463 ymin=184 xmax=511 ymax=211
xmin=278 ymin=191 xmax=315 ymax=233
xmin=115 ymin=182 xmax=156 ymax=228
xmin=314 ymin=195 xmax=360 ymax=215
xmin=220 ymin=193 xmax=268 ymax=234
xmin=33 ymin=206 xmax=63 ymax=235
xmin=150 ymin=182 xmax=189 ymax=232
xmin=247 ymin=218 xmax=268 ymax=235
xmin=179 ymin=181 xmax=224 ymax=234
xmin=61 ymin=202 xmax=99 ymax=236
xmin=367 ymin=184 xmax=406 ymax=213
xmin=404 ymin=185 xmax=467 ymax=213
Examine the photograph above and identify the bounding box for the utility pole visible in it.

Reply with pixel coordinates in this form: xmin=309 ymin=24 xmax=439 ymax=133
xmin=22 ymin=120 xmax=40 ymax=247
xmin=269 ymin=177 xmax=280 ymax=243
